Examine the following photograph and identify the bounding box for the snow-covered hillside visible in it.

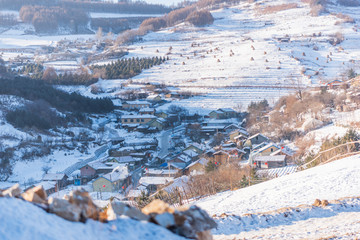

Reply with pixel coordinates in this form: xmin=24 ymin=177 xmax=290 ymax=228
xmin=195 ymin=154 xmax=360 ymax=239
xmin=52 ymin=0 xmax=360 ymax=111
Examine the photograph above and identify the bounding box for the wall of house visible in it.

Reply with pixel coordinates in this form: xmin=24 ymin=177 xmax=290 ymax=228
xmin=250 ymin=136 xmax=268 ymax=145
xmin=259 ymin=147 xmax=279 ymax=156
xmin=123 ymin=104 xmax=150 ymax=109
xmin=214 ymin=154 xmax=228 ymax=165
xmin=80 ymin=166 xmax=96 ymax=177
xmin=93 ymin=178 xmax=113 ymax=192
xmin=121 ymin=118 xmax=153 ymax=124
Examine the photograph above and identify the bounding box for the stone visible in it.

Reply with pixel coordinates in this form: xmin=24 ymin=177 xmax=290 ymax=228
xmin=107 ymin=201 xmax=149 ymax=222
xmin=68 ymin=189 xmax=99 ymax=221
xmin=196 ymin=230 xmax=213 ymax=240
xmin=142 ymin=199 xmax=175 ymax=215
xmin=313 ymin=199 xmax=321 ymax=207
xmin=48 ymin=197 xmax=81 ymax=222
xmin=3 ymin=184 xmax=21 ymax=198
xmin=172 ymin=206 xmax=217 ymax=239
xmin=153 ymin=212 xmax=175 ymax=228
xmin=21 ymin=186 xmax=47 ymax=204
xmin=321 ymin=200 xmax=329 ymax=207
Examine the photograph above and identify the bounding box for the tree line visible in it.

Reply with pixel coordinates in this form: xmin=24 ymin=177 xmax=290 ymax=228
xmin=2 ymin=77 xmax=114 ymax=130
xmin=0 ymin=77 xmax=114 ymax=114
xmin=0 ymin=0 xmax=171 ymax=13
xmin=19 ymin=5 xmax=88 ymax=33
xmin=17 ymin=63 xmax=98 ymax=86
xmin=91 ymin=56 xmax=167 ymax=79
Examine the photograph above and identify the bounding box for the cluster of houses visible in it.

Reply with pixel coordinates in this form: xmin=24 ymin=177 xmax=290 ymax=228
xmin=35 ymin=97 xmax=293 ymax=199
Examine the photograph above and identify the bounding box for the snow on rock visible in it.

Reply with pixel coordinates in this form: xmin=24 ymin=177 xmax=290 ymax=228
xmin=0 ymin=197 xmax=186 ymax=240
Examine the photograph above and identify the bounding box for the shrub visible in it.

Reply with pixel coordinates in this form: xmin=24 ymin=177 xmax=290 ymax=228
xmin=140 ymin=17 xmax=167 ymax=31
xmin=185 ymin=10 xmax=214 ymax=26
xmin=260 ymin=3 xmax=298 ymax=14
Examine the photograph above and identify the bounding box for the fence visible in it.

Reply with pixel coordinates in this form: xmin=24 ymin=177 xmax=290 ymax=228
xmin=298 ymin=140 xmax=360 ymax=170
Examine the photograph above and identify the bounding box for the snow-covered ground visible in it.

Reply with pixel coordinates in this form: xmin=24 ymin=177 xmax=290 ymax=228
xmin=195 ymin=155 xmax=360 ymax=239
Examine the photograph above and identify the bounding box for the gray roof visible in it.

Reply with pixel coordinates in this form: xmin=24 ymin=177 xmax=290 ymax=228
xmin=254 ymin=155 xmax=286 ymax=162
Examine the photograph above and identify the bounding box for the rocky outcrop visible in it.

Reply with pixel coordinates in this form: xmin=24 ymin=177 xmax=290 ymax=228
xmin=2 ymin=184 xmax=21 ymax=198
xmin=0 ymin=184 xmax=217 ymax=240
xmin=139 ymin=199 xmax=217 ymax=240
xmin=21 ymin=186 xmax=47 ymax=204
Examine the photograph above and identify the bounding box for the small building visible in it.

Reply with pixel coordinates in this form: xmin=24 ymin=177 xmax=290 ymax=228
xmin=253 ymin=155 xmax=286 ymax=169
xmin=80 ymin=161 xmax=123 ymax=182
xmin=138 ymin=176 xmax=174 ymax=193
xmin=122 ymin=100 xmax=151 ymax=110
xmin=146 ymin=95 xmax=163 ymax=103
xmin=185 ymin=158 xmax=208 ymax=175
xmin=144 ymin=168 xmax=179 ymax=177
xmin=155 ymin=111 xmax=169 ymax=119
xmin=208 ymin=110 xmax=225 ymax=119
xmin=92 ymin=165 xmax=130 ymax=192
xmin=229 ymin=129 xmax=249 ymax=141
xmin=120 ymin=115 xmax=157 ymax=125
xmin=255 ymin=143 xmax=280 ymax=156
xmin=212 ymin=150 xmax=230 ymax=165
xmin=147 ymin=118 xmax=167 ymax=131
xmin=42 ymin=173 xmax=68 ymax=190
xmin=184 ymin=143 xmax=205 ymax=154
xmin=139 ymin=108 xmax=156 ymax=115
xmin=325 ymin=80 xmax=344 ymax=90
xmin=208 ymin=108 xmax=237 ymax=119
xmin=248 ymin=133 xmax=269 ymax=146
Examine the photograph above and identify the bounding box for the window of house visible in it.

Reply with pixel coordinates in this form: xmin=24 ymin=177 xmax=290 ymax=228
xmin=130 ymin=119 xmax=134 ymax=122
xmin=137 ymin=119 xmax=140 ymax=122
xmin=124 ymin=119 xmax=128 ymax=122
xmin=271 ymin=148 xmax=274 ymax=152
xmin=86 ymin=167 xmax=88 ymax=169
xmin=141 ymin=119 xmax=144 ymax=122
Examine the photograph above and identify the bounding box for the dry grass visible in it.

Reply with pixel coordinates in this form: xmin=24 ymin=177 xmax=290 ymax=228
xmin=334 ymin=13 xmax=355 ymax=25
xmin=259 ymin=3 xmax=298 ymax=14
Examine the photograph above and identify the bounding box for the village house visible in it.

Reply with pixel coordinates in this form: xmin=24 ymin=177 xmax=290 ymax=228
xmin=122 ymin=100 xmax=151 ymax=110
xmin=324 ymin=79 xmax=344 ymax=90
xmin=42 ymin=173 xmax=68 ymax=190
xmin=139 ymin=108 xmax=156 ymax=115
xmin=247 ymin=133 xmax=270 ymax=146
xmin=138 ymin=176 xmax=174 ymax=194
xmin=183 ymin=143 xmax=205 ymax=155
xmin=92 ymin=165 xmax=130 ymax=192
xmin=144 ymin=168 xmax=179 ymax=177
xmin=125 ymin=189 xmax=148 ymax=200
xmin=80 ymin=161 xmax=123 ymax=183
xmin=110 ymin=156 xmax=145 ymax=168
xmin=229 ymin=128 xmax=249 ymax=141
xmin=254 ymin=143 xmax=280 ymax=156
xmin=120 ymin=114 xmax=157 ymax=125
xmin=212 ymin=150 xmax=230 ymax=165
xmin=208 ymin=108 xmax=237 ymax=119
xmin=253 ymin=155 xmax=286 ymax=169
xmin=185 ymin=158 xmax=209 ymax=175
xmin=146 ymin=94 xmax=163 ymax=103
xmin=155 ymin=111 xmax=169 ymax=119
xmin=147 ymin=118 xmax=167 ymax=131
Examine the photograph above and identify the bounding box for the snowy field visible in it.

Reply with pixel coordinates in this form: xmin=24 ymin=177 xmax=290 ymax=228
xmin=195 ymin=155 xmax=360 ymax=238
